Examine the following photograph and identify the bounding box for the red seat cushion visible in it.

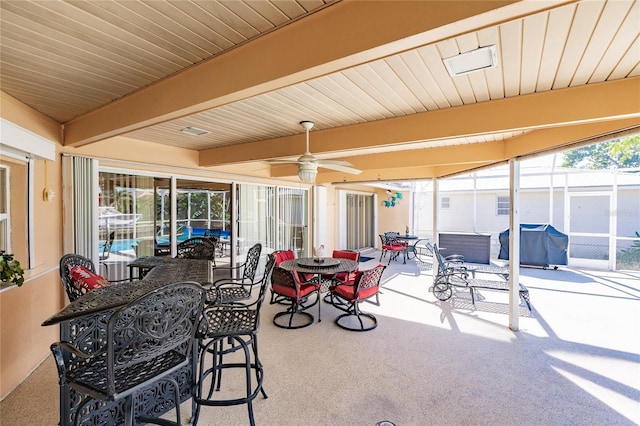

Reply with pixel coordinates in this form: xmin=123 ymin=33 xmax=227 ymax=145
xmin=332 ymin=250 xmax=359 ymax=261
xmin=273 ymin=250 xmax=296 ymax=265
xmin=68 ymin=265 xmax=108 ymax=295
xmin=273 ymin=250 xmax=314 ymax=282
xmin=324 ymin=250 xmax=360 ymax=283
xmin=332 ymin=282 xmax=378 ymax=301
xmin=272 ymin=282 xmax=318 ymax=301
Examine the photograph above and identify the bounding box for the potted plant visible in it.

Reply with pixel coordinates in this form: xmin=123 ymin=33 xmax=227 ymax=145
xmin=0 ymin=251 xmax=25 ymax=288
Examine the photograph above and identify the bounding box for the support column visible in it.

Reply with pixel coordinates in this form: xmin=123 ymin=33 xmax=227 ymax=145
xmin=432 ymin=177 xmax=439 ymax=277
xmin=610 ymin=169 xmax=618 ymax=270
xmin=231 ymin=182 xmax=238 ymax=266
xmin=170 ymin=177 xmax=177 ymax=258
xmin=509 ymin=159 xmax=520 ymax=331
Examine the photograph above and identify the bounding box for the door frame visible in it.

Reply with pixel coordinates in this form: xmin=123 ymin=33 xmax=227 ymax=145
xmin=565 ymin=191 xmax=614 ymax=269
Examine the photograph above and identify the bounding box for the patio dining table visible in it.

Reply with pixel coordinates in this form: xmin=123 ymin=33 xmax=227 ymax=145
xmin=279 ymin=257 xmax=358 ymax=321
xmin=395 ymin=235 xmax=420 ymax=259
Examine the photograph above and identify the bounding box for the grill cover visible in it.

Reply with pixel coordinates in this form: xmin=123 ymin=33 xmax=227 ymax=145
xmin=498 ymin=224 xmax=568 ymax=267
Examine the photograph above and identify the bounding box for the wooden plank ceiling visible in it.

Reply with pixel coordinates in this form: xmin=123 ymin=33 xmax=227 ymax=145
xmin=1 ymin=0 xmax=639 ymax=183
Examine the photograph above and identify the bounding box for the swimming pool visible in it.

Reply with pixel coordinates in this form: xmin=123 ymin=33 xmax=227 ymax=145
xmin=107 ymin=234 xmax=195 ymax=253
xmin=107 ymin=227 xmax=229 ymax=253
xmin=109 ymin=239 xmax=138 ymax=253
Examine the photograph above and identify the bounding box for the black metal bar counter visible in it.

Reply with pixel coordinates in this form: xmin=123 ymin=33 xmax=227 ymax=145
xmin=42 ymin=257 xmax=212 ymax=425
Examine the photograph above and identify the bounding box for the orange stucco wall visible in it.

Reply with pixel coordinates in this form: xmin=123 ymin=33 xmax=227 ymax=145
xmin=377 ymin=189 xmax=411 ymax=246
xmin=0 ymin=92 xmax=65 ymax=399
xmin=0 ymin=272 xmax=63 ymax=397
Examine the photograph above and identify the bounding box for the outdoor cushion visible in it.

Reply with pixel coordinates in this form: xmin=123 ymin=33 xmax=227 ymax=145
xmin=271 ymin=282 xmax=318 ymax=300
xmin=273 ymin=250 xmax=314 ymax=282
xmin=273 ymin=250 xmax=296 ymax=265
xmin=325 ymin=250 xmax=359 ymax=283
xmin=68 ymin=264 xmax=108 ymax=295
xmin=332 ymin=282 xmax=378 ymax=301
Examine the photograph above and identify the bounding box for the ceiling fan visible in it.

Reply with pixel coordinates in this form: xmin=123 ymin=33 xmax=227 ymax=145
xmin=269 ymin=121 xmax=361 ymax=183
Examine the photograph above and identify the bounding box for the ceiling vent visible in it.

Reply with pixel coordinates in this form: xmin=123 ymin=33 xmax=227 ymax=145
xmin=180 ymin=126 xmax=210 ymax=136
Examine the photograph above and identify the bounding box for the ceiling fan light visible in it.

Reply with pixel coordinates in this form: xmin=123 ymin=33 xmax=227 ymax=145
xmin=298 ymin=163 xmax=317 ymax=183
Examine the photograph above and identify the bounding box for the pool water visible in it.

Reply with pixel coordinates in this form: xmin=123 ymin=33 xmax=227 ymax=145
xmin=109 ymin=239 xmax=137 ymax=253
xmin=107 ymin=229 xmax=226 ymax=253
xmin=107 ymin=234 xmax=190 ymax=253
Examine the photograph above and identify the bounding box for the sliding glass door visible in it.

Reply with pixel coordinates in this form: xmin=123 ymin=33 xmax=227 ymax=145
xmin=97 ymin=169 xmax=309 ymax=279
xmin=238 ymin=184 xmax=309 ymax=258
xmin=278 ymin=187 xmax=308 ymax=257
xmin=98 ymin=172 xmax=155 ymax=278
xmin=98 ymin=172 xmax=234 ymax=277
xmin=238 ymin=184 xmax=275 ymax=263
xmin=338 ymin=191 xmax=375 ymax=250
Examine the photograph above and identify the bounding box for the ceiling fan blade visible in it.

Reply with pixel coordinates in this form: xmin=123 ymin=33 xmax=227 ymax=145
xmin=267 ymin=122 xmax=361 ymax=178
xmin=317 ymin=159 xmax=362 ymax=175
xmin=265 ymin=159 xmax=298 ymax=164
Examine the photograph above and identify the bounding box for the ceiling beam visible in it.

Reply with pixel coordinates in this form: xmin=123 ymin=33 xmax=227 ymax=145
xmin=269 ymin=141 xmax=505 ymax=178
xmin=63 ymin=0 xmax=573 ymax=146
xmin=318 ymin=165 xmax=442 ymax=183
xmin=271 ymin=116 xmax=640 ymax=182
xmin=503 ymin=117 xmax=640 ymax=158
xmin=313 ymin=161 xmax=500 ymax=183
xmin=347 ymin=141 xmax=507 ymax=170
xmin=200 ymin=77 xmax=640 ymax=167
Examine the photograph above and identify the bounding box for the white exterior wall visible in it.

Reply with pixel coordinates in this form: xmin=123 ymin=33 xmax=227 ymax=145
xmin=409 ymin=162 xmax=639 ymax=269
xmin=413 ymin=187 xmax=638 ymax=261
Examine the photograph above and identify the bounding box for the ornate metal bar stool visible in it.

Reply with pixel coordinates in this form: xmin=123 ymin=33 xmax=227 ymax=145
xmin=49 ymin=282 xmax=205 ymax=426
xmin=192 ymin=254 xmax=275 ymax=426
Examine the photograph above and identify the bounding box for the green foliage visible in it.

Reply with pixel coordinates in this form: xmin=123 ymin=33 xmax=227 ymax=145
xmin=617 ymin=231 xmax=640 ymax=270
xmin=173 ymin=191 xmax=231 ymax=221
xmin=0 ymin=252 xmax=25 ymax=287
xmin=562 ymin=136 xmax=640 ymax=169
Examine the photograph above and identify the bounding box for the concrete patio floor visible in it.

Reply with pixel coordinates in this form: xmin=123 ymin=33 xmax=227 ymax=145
xmin=362 ymin=252 xmax=640 ymax=424
xmin=1 ymin=251 xmax=638 ymax=425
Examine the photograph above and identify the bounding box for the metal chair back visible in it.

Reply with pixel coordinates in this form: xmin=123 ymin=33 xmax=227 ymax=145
xmin=353 ymin=264 xmax=385 ymax=297
xmin=59 ymin=254 xmax=96 ymax=302
xmin=240 ymin=243 xmax=262 ymax=282
xmin=176 ymin=237 xmax=216 ymax=260
xmin=99 ymin=231 xmax=115 ymax=261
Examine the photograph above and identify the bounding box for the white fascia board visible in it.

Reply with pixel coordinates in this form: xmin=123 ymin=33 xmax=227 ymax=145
xmin=0 ymin=118 xmax=56 ymax=160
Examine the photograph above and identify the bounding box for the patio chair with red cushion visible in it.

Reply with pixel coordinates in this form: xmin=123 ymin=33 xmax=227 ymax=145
xmin=328 ymin=264 xmax=386 ymax=332
xmin=270 ymin=250 xmax=314 ymax=304
xmin=379 ymin=234 xmax=408 ymax=265
xmin=323 ymin=249 xmax=360 ymax=284
xmin=271 ymin=266 xmax=321 ymax=329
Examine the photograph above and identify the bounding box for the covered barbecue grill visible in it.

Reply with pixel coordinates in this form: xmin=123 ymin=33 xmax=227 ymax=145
xmin=498 ymin=224 xmax=568 ymax=268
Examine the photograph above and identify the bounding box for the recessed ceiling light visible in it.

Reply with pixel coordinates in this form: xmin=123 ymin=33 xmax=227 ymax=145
xmin=180 ymin=126 xmax=210 ymax=136
xmin=443 ymin=45 xmax=498 ymax=77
